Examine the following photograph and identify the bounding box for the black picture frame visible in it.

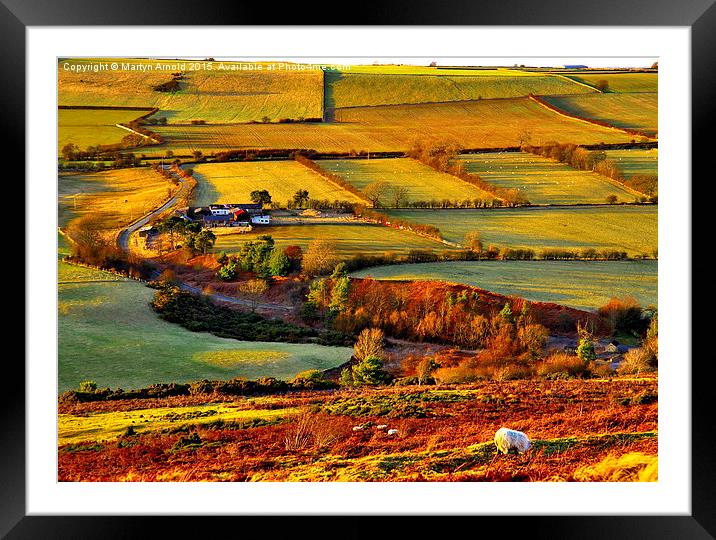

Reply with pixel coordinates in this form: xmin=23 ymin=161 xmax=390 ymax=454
xmin=9 ymin=1 xmax=708 ymax=537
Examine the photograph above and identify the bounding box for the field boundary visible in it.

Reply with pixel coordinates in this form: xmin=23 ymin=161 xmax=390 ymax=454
xmin=528 ymin=94 xmax=656 ymax=140
xmin=115 ymin=123 xmax=161 ymax=144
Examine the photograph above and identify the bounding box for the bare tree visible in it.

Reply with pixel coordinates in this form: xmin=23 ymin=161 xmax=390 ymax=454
xmin=363 ymin=181 xmax=388 ymax=208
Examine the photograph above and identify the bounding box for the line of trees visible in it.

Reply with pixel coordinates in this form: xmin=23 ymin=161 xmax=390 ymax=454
xmin=406 ymin=141 xmax=531 ymax=207
xmin=521 ymin=141 xmax=657 ymax=202
xmin=353 ymin=207 xmax=443 ymax=241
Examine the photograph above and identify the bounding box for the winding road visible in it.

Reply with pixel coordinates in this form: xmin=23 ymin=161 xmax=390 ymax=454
xmin=116 ymin=166 xmax=293 ymax=312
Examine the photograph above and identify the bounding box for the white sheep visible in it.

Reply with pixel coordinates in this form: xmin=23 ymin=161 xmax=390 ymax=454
xmin=387 ymin=429 xmax=399 ymax=436
xmin=376 ymin=424 xmax=388 ymax=430
xmin=494 ymin=427 xmax=531 ymax=454
xmin=352 ymin=426 xmax=365 ymax=432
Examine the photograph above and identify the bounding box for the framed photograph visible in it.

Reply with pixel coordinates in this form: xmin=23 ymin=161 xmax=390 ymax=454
xmin=10 ymin=0 xmax=710 ymax=537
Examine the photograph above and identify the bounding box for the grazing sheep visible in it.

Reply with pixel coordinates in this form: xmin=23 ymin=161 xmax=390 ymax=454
xmin=376 ymin=424 xmax=388 ymax=430
xmin=387 ymin=429 xmax=399 ymax=436
xmin=352 ymin=426 xmax=365 ymax=432
xmin=494 ymin=428 xmax=531 ymax=454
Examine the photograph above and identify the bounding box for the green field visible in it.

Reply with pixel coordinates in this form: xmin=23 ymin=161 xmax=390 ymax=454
xmin=604 ymin=149 xmax=658 ymax=178
xmin=386 ymin=206 xmax=657 ymax=257
xmin=456 ymin=152 xmax=642 ymax=205
xmin=58 ymin=108 xmax=148 ymax=153
xmin=318 ymin=158 xmax=493 ymax=204
xmin=213 ymin=223 xmax=452 ymax=257
xmin=541 ymin=93 xmax=657 ymax=137
xmin=190 ymin=161 xmax=364 ymax=207
xmin=58 ymin=264 xmax=352 ymax=392
xmin=325 ymin=71 xmax=594 ymax=109
xmin=352 ymin=260 xmax=657 ymax=312
xmin=565 ymin=73 xmax=658 ymax=93
xmin=59 ymin=59 xmax=323 ymax=123
xmin=149 ymin=97 xmax=633 ymax=156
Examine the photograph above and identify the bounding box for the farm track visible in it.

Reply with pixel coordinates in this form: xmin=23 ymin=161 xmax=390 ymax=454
xmin=115 ymin=167 xmax=293 ymax=313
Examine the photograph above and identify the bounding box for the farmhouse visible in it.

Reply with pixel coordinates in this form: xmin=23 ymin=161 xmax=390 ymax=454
xmin=604 ymin=340 xmax=629 ymax=354
xmin=180 ymin=203 xmax=270 ymax=228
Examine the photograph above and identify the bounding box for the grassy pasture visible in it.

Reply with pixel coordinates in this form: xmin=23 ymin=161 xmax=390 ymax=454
xmin=58 ymin=168 xmax=174 ymax=236
xmin=58 ymin=59 xmax=323 ymax=123
xmin=150 ymin=97 xmax=633 ymax=156
xmin=58 ymin=108 xmax=147 ymax=153
xmin=318 ymin=158 xmax=493 ymax=203
xmin=456 ymin=152 xmax=642 ymax=205
xmin=213 ymin=223 xmax=452 ymax=257
xmin=386 ymin=206 xmax=658 ymax=257
xmin=325 ymin=71 xmax=594 ymax=109
xmin=604 ymin=149 xmax=658 ymax=178
xmin=58 ymin=270 xmax=352 ymax=392
xmin=190 ymin=161 xmax=364 ymax=207
xmin=565 ymin=73 xmax=658 ymax=93
xmin=352 ymin=260 xmax=658 ymax=311
xmin=541 ymin=93 xmax=658 ymax=137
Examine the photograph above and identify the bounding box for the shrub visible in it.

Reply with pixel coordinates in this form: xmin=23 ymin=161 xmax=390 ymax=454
xmin=598 ymin=297 xmax=648 ymax=336
xmin=617 ymin=348 xmax=656 ymax=375
xmin=352 ymin=356 xmax=391 ymax=386
xmin=78 ymin=380 xmax=97 ymax=393
xmin=536 ymin=353 xmax=591 ymax=379
xmin=290 ymin=370 xmax=336 ymax=389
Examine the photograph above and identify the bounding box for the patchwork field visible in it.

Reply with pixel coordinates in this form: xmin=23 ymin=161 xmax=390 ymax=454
xmin=318 ymin=158 xmax=494 ymax=204
xmin=213 ymin=223 xmax=452 ymax=257
xmin=150 ymin=97 xmax=634 ymax=156
xmin=352 ymin=260 xmax=658 ymax=312
xmin=59 ymin=59 xmax=323 ymax=123
xmin=565 ymin=72 xmax=658 ymax=93
xmin=456 ymin=152 xmax=642 ymax=205
xmin=386 ymin=206 xmax=658 ymax=257
xmin=190 ymin=161 xmax=364 ymax=207
xmin=325 ymin=70 xmax=595 ymax=109
xmin=604 ymin=149 xmax=658 ymax=178
xmin=58 ymin=108 xmax=148 ymax=153
xmin=58 ymin=265 xmax=352 ymax=392
xmin=541 ymin=93 xmax=658 ymax=137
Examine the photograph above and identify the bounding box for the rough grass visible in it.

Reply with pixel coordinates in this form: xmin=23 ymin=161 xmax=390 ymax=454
xmin=456 ymin=152 xmax=642 ymax=205
xmin=604 ymin=149 xmax=658 ymax=178
xmin=352 ymin=260 xmax=658 ymax=312
xmin=58 ymin=59 xmax=323 ymax=123
xmin=58 ymin=402 xmax=301 ymax=445
xmin=58 ymin=378 xmax=658 ymax=482
xmin=213 ymin=223 xmax=452 ymax=257
xmin=58 ymin=108 xmax=147 ymax=153
xmin=58 ymin=272 xmax=352 ymax=392
xmin=318 ymin=158 xmax=493 ymax=203
xmin=565 ymin=73 xmax=658 ymax=93
xmin=325 ymin=71 xmax=595 ymax=109
xmin=190 ymin=161 xmax=364 ymax=207
xmin=541 ymin=93 xmax=658 ymax=137
xmin=386 ymin=206 xmax=658 ymax=257
xmin=148 ymin=97 xmax=634 ymax=156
